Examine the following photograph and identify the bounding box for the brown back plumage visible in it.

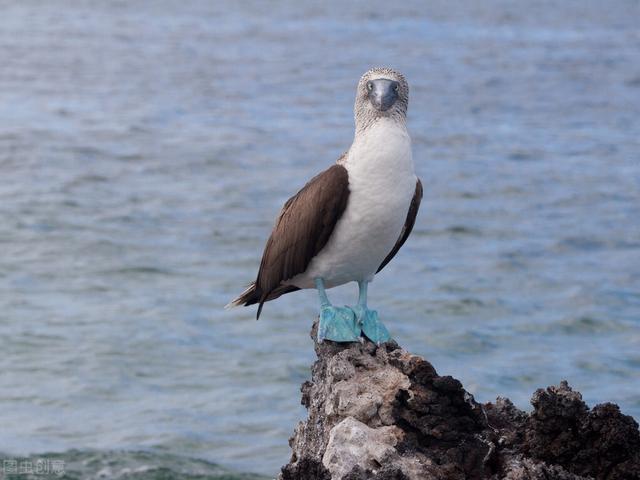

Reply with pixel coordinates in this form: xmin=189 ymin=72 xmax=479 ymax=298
xmin=229 ymin=164 xmax=350 ymax=318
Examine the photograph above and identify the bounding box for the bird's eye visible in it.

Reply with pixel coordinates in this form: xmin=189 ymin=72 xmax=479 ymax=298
xmin=367 ymin=82 xmax=373 ymax=91
xmin=394 ymin=84 xmax=399 ymax=92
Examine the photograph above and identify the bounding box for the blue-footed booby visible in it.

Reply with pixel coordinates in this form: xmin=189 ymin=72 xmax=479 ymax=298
xmin=227 ymin=67 xmax=422 ymax=344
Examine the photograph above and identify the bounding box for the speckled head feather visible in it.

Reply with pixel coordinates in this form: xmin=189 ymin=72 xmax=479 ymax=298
xmin=354 ymin=67 xmax=409 ymax=132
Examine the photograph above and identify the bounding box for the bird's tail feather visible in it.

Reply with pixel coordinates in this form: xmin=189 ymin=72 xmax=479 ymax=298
xmin=225 ymin=282 xmax=261 ymax=310
xmin=226 ymin=283 xmax=300 ymax=319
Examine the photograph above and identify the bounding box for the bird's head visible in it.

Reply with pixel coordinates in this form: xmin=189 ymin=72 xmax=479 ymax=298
xmin=355 ymin=67 xmax=409 ymax=130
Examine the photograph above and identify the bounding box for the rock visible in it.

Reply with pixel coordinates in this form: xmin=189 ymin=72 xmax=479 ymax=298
xmin=279 ymin=321 xmax=640 ymax=480
xmin=322 ymin=417 xmax=403 ymax=479
xmin=523 ymin=383 xmax=640 ymax=480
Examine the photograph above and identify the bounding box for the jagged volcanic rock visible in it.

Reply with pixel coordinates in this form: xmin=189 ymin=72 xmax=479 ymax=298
xmin=280 ymin=322 xmax=640 ymax=480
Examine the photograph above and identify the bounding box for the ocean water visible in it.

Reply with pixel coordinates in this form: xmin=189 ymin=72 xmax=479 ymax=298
xmin=1 ymin=0 xmax=639 ymax=478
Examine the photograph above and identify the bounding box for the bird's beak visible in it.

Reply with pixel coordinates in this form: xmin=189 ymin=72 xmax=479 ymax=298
xmin=368 ymin=79 xmax=399 ymax=112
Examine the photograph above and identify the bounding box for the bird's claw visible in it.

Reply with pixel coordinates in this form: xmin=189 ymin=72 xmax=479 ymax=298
xmin=352 ymin=305 xmax=391 ymax=345
xmin=318 ymin=305 xmax=361 ymax=343
xmin=317 ymin=304 xmax=391 ymax=345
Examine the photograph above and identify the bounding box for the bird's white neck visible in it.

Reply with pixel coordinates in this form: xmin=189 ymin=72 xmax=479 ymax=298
xmin=344 ymin=117 xmax=414 ymax=178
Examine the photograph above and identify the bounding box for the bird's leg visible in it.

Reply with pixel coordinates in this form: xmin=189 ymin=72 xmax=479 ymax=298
xmin=315 ymin=277 xmax=361 ymax=343
xmin=357 ymin=280 xmax=369 ymax=308
xmin=352 ymin=281 xmax=391 ymax=345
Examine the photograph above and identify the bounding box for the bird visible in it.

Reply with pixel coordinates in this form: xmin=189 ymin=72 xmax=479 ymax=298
xmin=227 ymin=67 xmax=422 ymax=344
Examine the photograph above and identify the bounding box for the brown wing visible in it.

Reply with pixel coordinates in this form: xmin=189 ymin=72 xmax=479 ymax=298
xmin=243 ymin=164 xmax=349 ymax=318
xmin=377 ymin=178 xmax=423 ymax=273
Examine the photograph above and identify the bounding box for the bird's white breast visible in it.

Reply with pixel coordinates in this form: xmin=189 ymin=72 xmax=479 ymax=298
xmin=291 ymin=118 xmax=417 ymax=289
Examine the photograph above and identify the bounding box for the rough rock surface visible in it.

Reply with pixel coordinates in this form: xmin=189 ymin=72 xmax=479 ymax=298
xmin=279 ymin=322 xmax=640 ymax=480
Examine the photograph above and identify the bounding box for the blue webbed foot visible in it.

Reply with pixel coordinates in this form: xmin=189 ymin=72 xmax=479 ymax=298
xmin=318 ymin=305 xmax=361 ymax=343
xmin=352 ymin=305 xmax=391 ymax=345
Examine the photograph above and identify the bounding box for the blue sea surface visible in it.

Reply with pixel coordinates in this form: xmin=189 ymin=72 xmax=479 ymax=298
xmin=0 ymin=1 xmax=639 ymax=477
